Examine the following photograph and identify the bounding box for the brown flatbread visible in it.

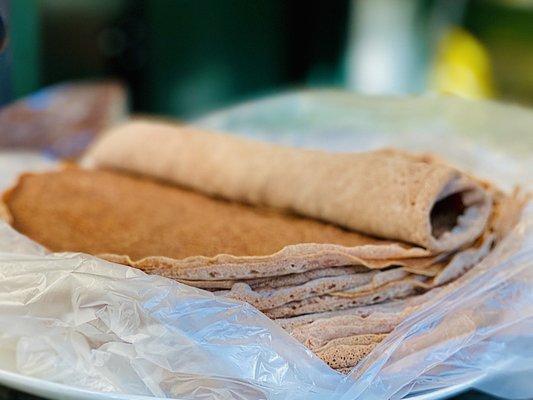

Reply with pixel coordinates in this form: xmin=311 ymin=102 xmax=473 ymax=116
xmin=2 ymin=168 xmax=440 ymax=281
xmin=334 ymin=231 xmax=494 ymax=297
xmin=217 ymin=230 xmax=493 ymax=311
xmin=263 ymin=278 xmax=427 ymax=319
xmin=315 ymin=334 xmax=387 ymax=370
xmin=178 ymin=266 xmax=372 ymax=290
xmin=276 ymin=289 xmax=442 ymax=332
xmin=276 ymin=298 xmax=415 ymax=331
xmin=217 ymin=268 xmax=409 ymax=310
xmin=291 ymin=312 xmax=407 ymax=350
xmin=262 ymin=233 xmax=493 ymax=318
xmin=2 ymin=116 xmax=524 ymax=375
xmin=281 ymin=193 xmax=524 ymax=368
xmin=184 ymin=253 xmax=448 ymax=290
xmin=84 ymin=120 xmax=492 ymax=252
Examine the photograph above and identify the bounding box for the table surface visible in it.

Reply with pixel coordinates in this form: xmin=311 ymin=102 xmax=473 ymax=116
xmin=0 ymin=385 xmax=501 ymax=400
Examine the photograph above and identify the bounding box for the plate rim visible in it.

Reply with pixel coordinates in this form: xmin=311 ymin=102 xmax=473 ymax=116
xmin=0 ymin=368 xmax=483 ymax=400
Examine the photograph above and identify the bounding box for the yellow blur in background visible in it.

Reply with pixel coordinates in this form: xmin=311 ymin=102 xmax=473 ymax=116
xmin=431 ymin=27 xmax=495 ymax=99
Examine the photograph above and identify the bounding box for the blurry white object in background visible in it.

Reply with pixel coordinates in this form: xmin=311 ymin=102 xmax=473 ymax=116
xmin=345 ymin=0 xmax=486 ymax=98
xmin=345 ymin=0 xmax=423 ymax=94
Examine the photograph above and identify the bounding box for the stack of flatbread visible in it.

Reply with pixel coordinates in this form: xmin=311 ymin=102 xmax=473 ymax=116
xmin=1 ymin=121 xmax=524 ymax=374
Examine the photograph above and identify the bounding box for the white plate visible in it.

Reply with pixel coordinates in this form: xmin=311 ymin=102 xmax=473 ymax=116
xmin=0 ymin=368 xmax=481 ymax=400
xmin=0 ymin=369 xmax=157 ymax=400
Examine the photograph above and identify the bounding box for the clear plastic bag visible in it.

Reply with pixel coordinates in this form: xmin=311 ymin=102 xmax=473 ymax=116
xmin=0 ymin=222 xmax=343 ymax=399
xmin=0 ymin=91 xmax=531 ymax=399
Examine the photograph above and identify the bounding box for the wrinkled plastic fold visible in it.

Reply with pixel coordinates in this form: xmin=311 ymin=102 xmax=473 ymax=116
xmin=0 ymin=222 xmax=344 ymax=400
xmin=0 ymin=91 xmax=531 ymax=399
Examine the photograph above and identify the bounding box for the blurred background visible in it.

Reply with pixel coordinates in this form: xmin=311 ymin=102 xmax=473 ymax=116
xmin=1 ymin=0 xmax=533 ymax=118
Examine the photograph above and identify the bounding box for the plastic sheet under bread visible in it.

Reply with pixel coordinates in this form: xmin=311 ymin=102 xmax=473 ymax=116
xmin=0 ymin=92 xmax=531 ymax=399
xmin=0 ymin=184 xmax=530 ymax=400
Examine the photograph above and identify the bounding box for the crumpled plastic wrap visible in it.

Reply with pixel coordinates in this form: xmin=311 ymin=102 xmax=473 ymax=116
xmin=0 ymin=223 xmax=342 ymax=400
xmin=0 ymin=91 xmax=531 ymax=399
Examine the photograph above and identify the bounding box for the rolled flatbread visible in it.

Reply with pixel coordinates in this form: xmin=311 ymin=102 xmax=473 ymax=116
xmin=84 ymin=120 xmax=492 ymax=252
xmin=1 ymin=168 xmax=436 ymax=280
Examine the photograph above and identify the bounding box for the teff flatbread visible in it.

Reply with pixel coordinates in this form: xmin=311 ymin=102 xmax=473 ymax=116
xmin=314 ymin=333 xmax=387 ymax=370
xmin=2 ymin=119 xmax=523 ymax=374
xmin=262 ymin=233 xmax=494 ymax=318
xmin=3 ymin=168 xmax=444 ymax=281
xmin=84 ymin=120 xmax=492 ymax=252
xmin=217 ymin=268 xmax=409 ymax=309
xmin=263 ymin=279 xmax=426 ymax=319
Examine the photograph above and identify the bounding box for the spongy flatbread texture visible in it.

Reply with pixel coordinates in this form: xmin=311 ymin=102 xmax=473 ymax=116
xmin=3 ymin=133 xmax=523 ymax=374
xmin=84 ymin=120 xmax=492 ymax=252
xmin=3 ymin=169 xmax=441 ymax=281
xmin=292 ymin=312 xmax=406 ymax=350
xmin=217 ymin=268 xmax=409 ymax=309
xmin=276 ymin=297 xmax=418 ymax=331
xmin=261 ymin=232 xmax=493 ymax=318
xmin=279 ymin=192 xmax=524 ymax=372
xmin=277 ymin=288 xmax=444 ymax=333
xmin=315 ymin=334 xmax=387 ymax=369
xmin=263 ymin=278 xmax=427 ymax=318
xmin=216 ymin=231 xmax=493 ymax=311
xmin=181 ymin=266 xmax=372 ymax=290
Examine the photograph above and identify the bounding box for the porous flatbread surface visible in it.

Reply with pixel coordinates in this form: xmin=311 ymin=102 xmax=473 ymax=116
xmin=218 ymin=232 xmax=493 ymax=314
xmin=314 ymin=333 xmax=387 ymax=370
xmin=85 ymin=120 xmax=492 ymax=252
xmin=276 ymin=191 xmax=526 ymax=372
xmin=3 ymin=168 xmax=437 ymax=281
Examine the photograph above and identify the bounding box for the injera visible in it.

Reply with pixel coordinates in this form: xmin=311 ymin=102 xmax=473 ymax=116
xmin=3 ymin=168 xmax=455 ymax=282
xmin=84 ymin=120 xmax=493 ymax=252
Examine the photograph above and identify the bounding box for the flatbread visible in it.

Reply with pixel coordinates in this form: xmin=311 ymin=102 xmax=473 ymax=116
xmin=263 ymin=232 xmax=493 ymax=318
xmin=315 ymin=334 xmax=386 ymax=369
xmin=182 ymin=254 xmax=449 ymax=290
xmin=276 ymin=289 xmax=442 ymax=332
xmin=291 ymin=312 xmax=406 ymax=350
xmin=2 ymin=117 xmax=523 ymax=374
xmin=216 ymin=229 xmax=493 ymax=310
xmin=2 ymin=169 xmax=440 ymax=281
xmin=84 ymin=120 xmax=492 ymax=252
xmin=276 ymin=298 xmax=414 ymax=331
xmin=334 ymin=231 xmax=494 ymax=297
xmin=263 ymin=278 xmax=426 ymax=319
xmin=178 ymin=266 xmax=372 ymax=290
xmin=281 ymin=194 xmax=524 ymax=368
xmin=217 ymin=268 xmax=409 ymax=310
